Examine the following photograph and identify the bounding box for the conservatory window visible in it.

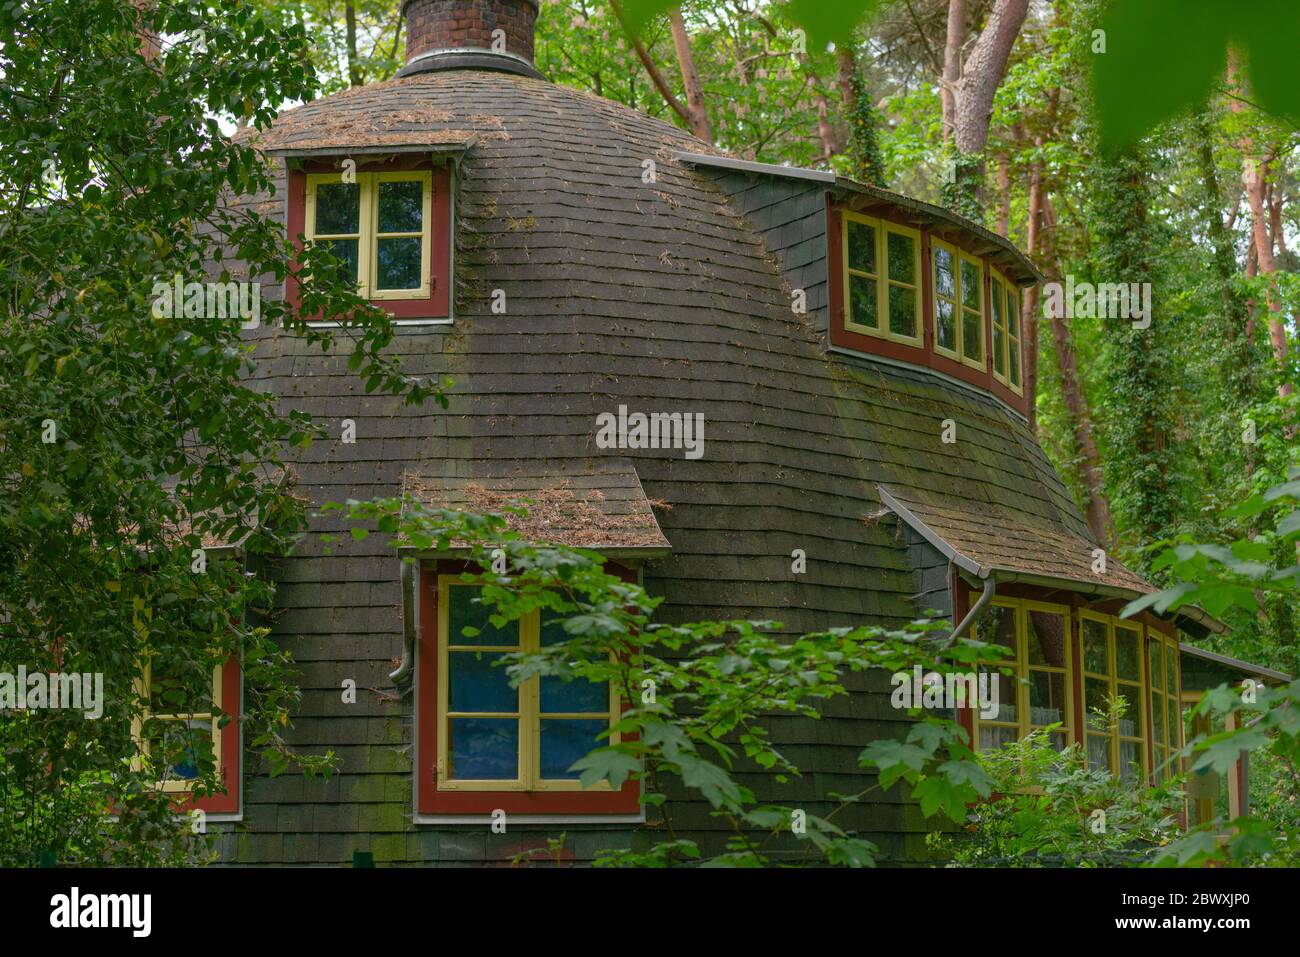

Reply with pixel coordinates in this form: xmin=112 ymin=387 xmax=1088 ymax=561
xmin=972 ymin=598 xmax=1073 ymax=751
xmin=1080 ymin=613 xmax=1146 ymax=783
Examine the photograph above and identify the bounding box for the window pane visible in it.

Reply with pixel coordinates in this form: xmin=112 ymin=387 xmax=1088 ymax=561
xmin=886 ymin=231 xmax=915 ymax=284
xmin=1026 ymin=610 xmax=1066 ymax=666
xmin=1084 ymin=677 xmax=1110 ymax=725
xmin=150 ymin=718 xmax=211 ymax=782
xmin=1168 ymin=698 xmax=1179 ymax=748
xmin=936 ymin=298 xmax=957 ymax=352
xmin=993 ymin=324 xmax=1005 ymax=376
xmin=448 ymin=718 xmax=518 ymax=779
xmin=448 ymin=652 xmax=517 ymax=713
xmin=1119 ymin=740 xmax=1141 ymax=783
xmin=539 ymin=718 xmax=607 ymax=779
xmin=961 ymin=308 xmax=982 ymax=362
xmin=1083 ymin=618 xmax=1108 ymax=674
xmin=1149 ymin=642 xmax=1162 ymax=690
xmin=848 ymin=273 xmax=877 ymax=327
xmin=977 ymin=604 xmax=1017 ymax=660
xmin=1152 ymin=690 xmax=1165 ymax=744
xmin=980 ymin=670 xmax=1018 ymax=724
xmin=448 ymin=586 xmax=519 ymax=646
xmin=1115 ymin=628 xmax=1140 ymax=681
xmin=1029 ymin=670 xmax=1066 ymax=726
xmin=934 ymin=247 xmax=955 ymax=300
xmin=541 ymin=675 xmax=608 ymax=714
xmin=979 ymin=724 xmax=1018 ymax=751
xmin=378 ymin=179 xmax=423 ymax=233
xmin=376 ymin=236 xmax=422 ymax=290
xmin=960 ymin=259 xmax=981 ymax=311
xmin=1009 ymin=336 xmax=1021 ymax=386
xmin=319 ymin=238 xmax=359 ymax=284
xmin=888 ymin=284 xmax=916 ymax=338
xmin=1086 ymin=733 xmax=1111 ymax=771
xmin=149 ymin=660 xmax=212 ymax=714
xmin=1115 ymin=685 xmax=1139 ymax=737
xmin=1006 ymin=285 xmax=1020 ymax=336
xmin=315 ymin=182 xmax=360 ymax=235
xmin=847 ymin=219 xmax=876 ymax=274
xmin=1165 ymin=647 xmax=1177 ymax=693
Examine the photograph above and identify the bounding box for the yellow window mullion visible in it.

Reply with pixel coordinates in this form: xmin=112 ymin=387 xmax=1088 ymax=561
xmin=358 ymin=172 xmax=374 ymax=298
xmin=521 ymin=611 xmax=540 ymax=789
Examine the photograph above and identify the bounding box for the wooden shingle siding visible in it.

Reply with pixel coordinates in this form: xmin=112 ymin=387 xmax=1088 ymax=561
xmin=213 ymin=71 xmax=1093 ymax=864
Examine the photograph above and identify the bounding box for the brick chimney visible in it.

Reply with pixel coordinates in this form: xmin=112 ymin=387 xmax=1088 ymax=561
xmin=399 ymin=0 xmax=543 ymax=79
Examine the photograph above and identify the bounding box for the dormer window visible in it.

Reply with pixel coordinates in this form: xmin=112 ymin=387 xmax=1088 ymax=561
xmin=286 ymin=158 xmax=453 ymax=323
xmin=841 ymin=212 xmax=921 ymax=346
xmin=828 ymin=202 xmax=1030 ymax=415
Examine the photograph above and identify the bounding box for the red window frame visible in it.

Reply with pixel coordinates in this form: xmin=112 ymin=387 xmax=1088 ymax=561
xmin=186 ymin=656 xmax=241 ymax=815
xmin=285 ymin=155 xmax=452 ymax=321
xmin=415 ymin=560 xmax=641 ymax=816
xmin=826 ymin=197 xmax=1031 ymax=417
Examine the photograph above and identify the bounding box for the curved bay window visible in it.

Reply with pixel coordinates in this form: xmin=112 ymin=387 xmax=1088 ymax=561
xmin=841 ymin=212 xmax=922 ymax=346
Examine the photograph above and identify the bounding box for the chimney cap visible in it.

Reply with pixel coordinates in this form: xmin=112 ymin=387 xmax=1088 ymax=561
xmin=399 ymin=0 xmax=545 ymax=80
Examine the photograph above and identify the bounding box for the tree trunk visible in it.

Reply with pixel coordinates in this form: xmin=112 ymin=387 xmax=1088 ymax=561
xmin=941 ymin=0 xmax=966 ymax=144
xmin=346 ymin=2 xmax=362 ymax=87
xmin=610 ymin=0 xmax=692 ymax=130
xmin=669 ymin=7 xmax=712 ymax=142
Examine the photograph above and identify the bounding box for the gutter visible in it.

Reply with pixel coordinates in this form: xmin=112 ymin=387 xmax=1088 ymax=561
xmin=389 ymin=556 xmax=419 ymax=686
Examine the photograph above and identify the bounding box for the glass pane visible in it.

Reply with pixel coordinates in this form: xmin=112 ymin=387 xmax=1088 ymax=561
xmin=1026 ymin=610 xmax=1066 ymax=666
xmin=1086 ymin=733 xmax=1111 ymax=772
xmin=378 ymin=179 xmax=423 ymax=233
xmin=993 ymin=323 xmax=1005 ymax=375
xmin=1115 ymin=627 xmax=1140 ymax=681
xmin=934 ymin=247 xmax=955 ymax=300
xmin=152 ymin=718 xmax=212 ymax=782
xmin=315 ymin=181 xmax=360 ymax=235
xmin=1048 ymin=732 xmax=1067 ymax=752
xmin=1028 ymin=670 xmax=1066 ymax=727
xmin=1166 ymin=646 xmax=1177 ymax=693
xmin=990 ymin=278 xmax=1004 ymax=331
xmin=1005 ymin=285 xmax=1020 ymax=332
xmin=1114 ymin=685 xmax=1138 ymax=737
xmin=978 ymin=604 xmax=1017 ymax=660
xmin=541 ymin=675 xmax=608 ymax=715
xmin=539 ymin=718 xmax=607 ymax=779
xmin=1084 ymin=677 xmax=1111 ymax=728
xmin=849 ymin=273 xmax=877 ymax=328
xmin=1168 ymin=698 xmax=1180 ymax=748
xmin=1083 ymin=618 xmax=1109 ymax=674
xmin=1152 ymin=690 xmax=1165 ymax=744
xmin=376 ymin=236 xmax=422 ymax=290
xmin=979 ymin=724 xmax=1018 ymax=751
xmin=448 ymin=718 xmax=518 ymax=780
xmin=149 ymin=660 xmax=212 ymax=714
xmin=960 ymin=258 xmax=981 ymax=311
xmin=886 ymin=231 xmax=915 ymax=284
xmin=962 ymin=308 xmax=982 ymax=361
xmin=847 ymin=219 xmax=876 ymax=275
xmin=888 ymin=285 xmax=916 ymax=337
xmin=448 ymin=586 xmax=519 ymax=646
xmin=319 ymin=238 xmax=359 ymax=284
xmin=936 ymin=298 xmax=957 ymax=352
xmin=448 ymin=652 xmax=517 ymax=713
xmin=1149 ymin=642 xmax=1162 ymax=690
xmin=1009 ymin=335 xmax=1021 ymax=385
xmin=980 ymin=670 xmax=1018 ymax=724
xmin=1119 ymin=740 xmax=1141 ymax=783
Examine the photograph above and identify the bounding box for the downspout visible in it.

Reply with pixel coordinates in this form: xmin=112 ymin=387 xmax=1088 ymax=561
xmin=945 ymin=569 xmax=996 ymax=646
xmin=390 ymin=557 xmax=418 ymax=685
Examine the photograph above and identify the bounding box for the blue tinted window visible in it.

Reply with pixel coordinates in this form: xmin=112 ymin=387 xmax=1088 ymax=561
xmin=448 ymin=651 xmax=517 ymax=713
xmin=449 ymin=718 xmax=518 ymax=780
xmin=448 ymin=585 xmax=518 ymax=646
xmin=539 ymin=719 xmax=607 ymax=780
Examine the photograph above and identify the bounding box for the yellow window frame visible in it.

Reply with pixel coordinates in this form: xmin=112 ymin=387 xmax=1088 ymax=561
xmin=842 ymin=211 xmax=922 ymax=346
xmin=1148 ymin=631 xmax=1183 ymax=782
xmin=972 ymin=597 xmax=1075 ymax=750
xmin=435 ymin=576 xmax=618 ymax=792
xmin=956 ymin=250 xmax=986 ymax=370
xmin=131 ymin=657 xmax=224 ymax=794
xmin=305 ymin=171 xmax=433 ymax=301
xmin=991 ymin=269 xmax=1010 ymax=384
xmin=1004 ymin=276 xmax=1024 ymax=395
xmin=1079 ymin=610 xmax=1146 ymax=782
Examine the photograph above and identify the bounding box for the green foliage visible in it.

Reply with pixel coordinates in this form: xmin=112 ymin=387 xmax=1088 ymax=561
xmin=0 ymin=0 xmax=438 ymax=865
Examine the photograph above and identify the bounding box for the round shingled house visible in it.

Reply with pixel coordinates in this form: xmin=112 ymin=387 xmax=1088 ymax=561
xmin=206 ymin=0 xmax=1267 ymax=865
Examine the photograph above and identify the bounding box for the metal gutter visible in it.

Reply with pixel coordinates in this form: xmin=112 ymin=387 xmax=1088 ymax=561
xmin=389 ymin=557 xmax=419 ymax=686
xmin=673 ymin=150 xmax=837 ymax=184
